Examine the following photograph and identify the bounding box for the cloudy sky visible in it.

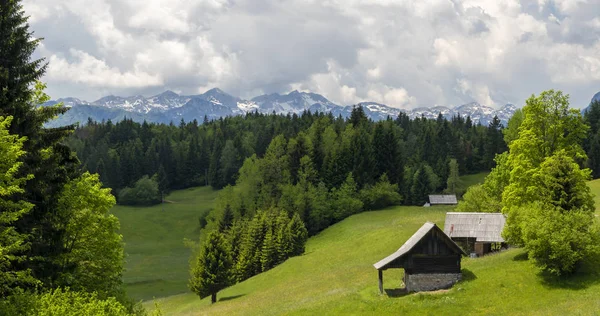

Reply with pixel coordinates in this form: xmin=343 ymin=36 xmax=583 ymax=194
xmin=24 ymin=0 xmax=600 ymax=109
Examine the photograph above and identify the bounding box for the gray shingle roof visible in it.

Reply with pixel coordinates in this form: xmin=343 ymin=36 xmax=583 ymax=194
xmin=373 ymin=222 xmax=465 ymax=270
xmin=443 ymin=212 xmax=506 ymax=242
xmin=429 ymin=195 xmax=458 ymax=205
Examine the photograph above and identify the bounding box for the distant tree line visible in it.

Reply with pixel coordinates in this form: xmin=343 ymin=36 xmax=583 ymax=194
xmin=67 ymin=106 xmax=507 ymax=206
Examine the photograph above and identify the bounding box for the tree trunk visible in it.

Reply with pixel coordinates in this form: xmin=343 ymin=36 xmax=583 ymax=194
xmin=211 ymin=292 xmax=217 ymax=304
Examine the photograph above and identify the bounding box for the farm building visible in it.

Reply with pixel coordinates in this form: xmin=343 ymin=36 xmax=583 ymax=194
xmin=373 ymin=222 xmax=466 ymax=293
xmin=428 ymin=194 xmax=458 ymax=205
xmin=444 ymin=212 xmax=506 ymax=257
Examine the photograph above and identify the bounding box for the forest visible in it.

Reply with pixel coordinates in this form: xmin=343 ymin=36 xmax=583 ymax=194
xmin=67 ymin=108 xmax=507 ymax=204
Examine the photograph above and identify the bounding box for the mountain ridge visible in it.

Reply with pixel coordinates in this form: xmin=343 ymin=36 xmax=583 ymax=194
xmin=45 ymin=88 xmax=519 ymax=127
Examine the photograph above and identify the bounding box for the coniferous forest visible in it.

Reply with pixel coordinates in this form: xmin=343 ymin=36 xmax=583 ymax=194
xmin=68 ymin=109 xmax=507 ymax=205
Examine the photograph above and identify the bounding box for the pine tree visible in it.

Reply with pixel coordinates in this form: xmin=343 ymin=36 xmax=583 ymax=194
xmin=411 ymin=166 xmax=432 ymax=205
xmin=218 ymin=204 xmax=234 ymax=232
xmin=288 ymin=213 xmax=308 ymax=256
xmin=445 ymin=158 xmax=461 ymax=194
xmin=260 ymin=228 xmax=277 ymax=272
xmin=190 ymin=231 xmax=232 ymax=304
xmin=1 ymin=1 xmax=80 ymax=288
xmin=274 ymin=210 xmax=292 ymax=263
xmin=0 ymin=116 xmax=36 ymax=295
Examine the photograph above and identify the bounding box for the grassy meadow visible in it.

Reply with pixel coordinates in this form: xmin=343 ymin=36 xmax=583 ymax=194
xmin=147 ymin=205 xmax=600 ymax=315
xmin=113 ymin=186 xmax=218 ymax=301
xmin=112 ymin=173 xmax=600 ymax=314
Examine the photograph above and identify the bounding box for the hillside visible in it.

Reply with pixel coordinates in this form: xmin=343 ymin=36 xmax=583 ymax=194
xmin=137 ymin=179 xmax=600 ymax=315
xmin=147 ymin=205 xmax=600 ymax=315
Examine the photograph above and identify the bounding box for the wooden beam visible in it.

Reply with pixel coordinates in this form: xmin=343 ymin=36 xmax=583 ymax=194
xmin=378 ymin=270 xmax=383 ymax=294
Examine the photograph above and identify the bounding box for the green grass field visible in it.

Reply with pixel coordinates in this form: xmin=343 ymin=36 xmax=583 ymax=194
xmin=460 ymin=172 xmax=489 ymax=189
xmin=113 ymin=174 xmax=600 ymax=314
xmin=113 ymin=186 xmax=218 ymax=301
xmin=146 ymin=205 xmax=600 ymax=315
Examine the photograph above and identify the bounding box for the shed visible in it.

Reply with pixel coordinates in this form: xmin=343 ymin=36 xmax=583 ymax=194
xmin=428 ymin=194 xmax=458 ymax=205
xmin=443 ymin=212 xmax=506 ymax=256
xmin=373 ymin=222 xmax=466 ymax=293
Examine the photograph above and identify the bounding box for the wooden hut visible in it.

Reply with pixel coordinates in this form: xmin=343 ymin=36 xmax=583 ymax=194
xmin=443 ymin=212 xmax=506 ymax=256
xmin=373 ymin=222 xmax=466 ymax=293
xmin=428 ymin=194 xmax=458 ymax=205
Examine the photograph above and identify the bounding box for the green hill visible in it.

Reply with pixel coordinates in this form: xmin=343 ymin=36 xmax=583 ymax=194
xmin=113 ymin=187 xmax=218 ymax=300
xmin=145 ymin=203 xmax=600 ymax=315
xmin=112 ymin=175 xmax=600 ymax=314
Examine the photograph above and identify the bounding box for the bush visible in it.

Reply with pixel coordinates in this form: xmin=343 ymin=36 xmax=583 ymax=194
xmin=0 ymin=288 xmax=132 ymax=316
xmin=359 ymin=174 xmax=402 ymax=210
xmin=118 ymin=176 xmax=161 ymax=206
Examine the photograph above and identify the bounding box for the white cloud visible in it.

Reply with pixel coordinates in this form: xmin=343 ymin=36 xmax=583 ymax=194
xmin=47 ymin=49 xmax=163 ymax=87
xmin=21 ymin=0 xmax=600 ymax=108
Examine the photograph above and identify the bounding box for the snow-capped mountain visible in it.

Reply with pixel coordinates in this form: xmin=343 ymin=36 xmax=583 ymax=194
xmin=44 ymin=88 xmax=518 ymax=128
xmin=251 ymin=90 xmax=339 ymax=114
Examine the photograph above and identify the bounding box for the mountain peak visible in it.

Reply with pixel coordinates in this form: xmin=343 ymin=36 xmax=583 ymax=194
xmin=204 ymin=87 xmax=229 ymax=96
xmin=156 ymin=90 xmax=179 ymax=98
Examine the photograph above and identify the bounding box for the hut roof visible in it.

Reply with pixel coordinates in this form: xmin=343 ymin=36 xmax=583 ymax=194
xmin=429 ymin=195 xmax=458 ymax=205
xmin=443 ymin=212 xmax=506 ymax=242
xmin=373 ymin=222 xmax=465 ymax=270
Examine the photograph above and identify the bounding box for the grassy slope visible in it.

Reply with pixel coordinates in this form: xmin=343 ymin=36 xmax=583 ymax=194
xmin=149 ymin=204 xmax=600 ymax=315
xmin=460 ymin=172 xmax=489 ymax=189
xmin=113 ymin=187 xmax=218 ymax=301
xmin=588 ymin=178 xmax=600 ymax=216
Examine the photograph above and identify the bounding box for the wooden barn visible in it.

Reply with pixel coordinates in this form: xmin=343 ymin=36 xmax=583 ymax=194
xmin=428 ymin=194 xmax=458 ymax=205
xmin=373 ymin=222 xmax=466 ymax=293
xmin=444 ymin=212 xmax=506 ymax=257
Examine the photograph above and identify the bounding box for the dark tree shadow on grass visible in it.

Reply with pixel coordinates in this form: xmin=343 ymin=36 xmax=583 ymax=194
xmin=539 ymin=254 xmax=600 ymax=290
xmin=512 ymin=251 xmax=528 ymax=261
xmin=219 ymin=294 xmax=245 ymax=302
xmin=460 ymin=268 xmax=477 ymax=282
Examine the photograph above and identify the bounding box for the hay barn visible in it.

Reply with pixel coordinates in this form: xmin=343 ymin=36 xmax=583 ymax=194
xmin=428 ymin=194 xmax=458 ymax=205
xmin=444 ymin=212 xmax=506 ymax=257
xmin=373 ymin=222 xmax=466 ymax=293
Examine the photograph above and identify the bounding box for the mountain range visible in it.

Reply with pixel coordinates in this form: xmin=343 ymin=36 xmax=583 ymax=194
xmin=44 ymin=88 xmax=520 ymax=128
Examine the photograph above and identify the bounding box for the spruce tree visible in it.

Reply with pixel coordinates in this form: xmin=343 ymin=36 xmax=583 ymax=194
xmin=190 ymin=231 xmax=232 ymax=304
xmin=260 ymin=228 xmax=277 ymax=272
xmin=1 ymin=0 xmax=80 ymax=288
xmin=218 ymin=204 xmax=235 ymax=232
xmin=411 ymin=166 xmax=432 ymax=206
xmin=288 ymin=213 xmax=308 ymax=256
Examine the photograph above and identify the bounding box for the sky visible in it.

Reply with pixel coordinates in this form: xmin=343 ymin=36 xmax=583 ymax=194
xmin=24 ymin=0 xmax=600 ymax=109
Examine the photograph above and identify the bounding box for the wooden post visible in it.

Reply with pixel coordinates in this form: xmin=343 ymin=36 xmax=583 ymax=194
xmin=378 ymin=270 xmax=383 ymax=294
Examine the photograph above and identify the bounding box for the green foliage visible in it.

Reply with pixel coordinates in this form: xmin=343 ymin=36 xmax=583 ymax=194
xmin=519 ymin=203 xmax=598 ymax=276
xmin=410 ymin=166 xmax=433 ymax=205
xmin=54 ymin=172 xmax=123 ymax=299
xmin=0 ymin=288 xmax=139 ymax=316
xmin=454 ymin=184 xmax=500 ymax=213
xmin=502 ymin=91 xmax=589 ymax=245
xmin=0 ymin=116 xmax=36 ymax=295
xmin=190 ymin=231 xmax=232 ymax=303
xmin=331 ymin=173 xmax=363 ymax=221
xmin=503 ymin=108 xmax=524 ymax=146
xmin=359 ymin=174 xmax=402 ymax=210
xmin=444 ymin=158 xmax=462 ymax=194
xmin=119 ymin=176 xmax=161 ymax=206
